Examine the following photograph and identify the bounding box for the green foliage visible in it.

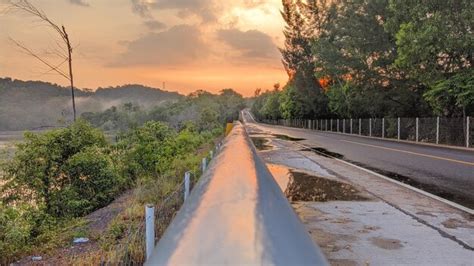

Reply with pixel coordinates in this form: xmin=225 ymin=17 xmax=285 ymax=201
xmin=387 ymin=0 xmax=474 ymax=116
xmin=1 ymin=120 xmax=112 ymax=217
xmin=84 ymin=88 xmax=245 ymax=132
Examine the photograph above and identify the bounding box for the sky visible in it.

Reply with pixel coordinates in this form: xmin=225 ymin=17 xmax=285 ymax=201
xmin=0 ymin=0 xmax=288 ymax=96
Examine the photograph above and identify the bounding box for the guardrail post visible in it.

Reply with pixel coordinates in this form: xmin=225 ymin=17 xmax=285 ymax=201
xmin=184 ymin=172 xmax=191 ymax=200
xmin=369 ymin=118 xmax=372 ymax=137
xmin=398 ymin=117 xmax=401 ymax=140
xmin=350 ymin=118 xmax=353 ymax=134
xmin=145 ymin=204 xmax=155 ymax=261
xmin=202 ymin=157 xmax=207 ymax=172
xmin=359 ymin=118 xmax=362 ymax=135
xmin=343 ymin=119 xmax=346 ymax=133
xmin=467 ymin=116 xmax=470 ymax=148
xmin=416 ymin=117 xmax=419 ymax=142
xmin=325 ymin=119 xmax=328 ymax=131
xmin=382 ymin=118 xmax=385 ymax=138
xmin=436 ymin=116 xmax=440 ymax=144
xmin=330 ymin=119 xmax=333 ymax=131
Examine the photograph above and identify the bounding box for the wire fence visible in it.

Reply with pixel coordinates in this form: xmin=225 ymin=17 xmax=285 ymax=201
xmin=264 ymin=116 xmax=473 ymax=148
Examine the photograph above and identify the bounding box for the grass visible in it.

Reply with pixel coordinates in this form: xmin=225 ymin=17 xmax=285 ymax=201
xmin=69 ymin=139 xmax=217 ymax=265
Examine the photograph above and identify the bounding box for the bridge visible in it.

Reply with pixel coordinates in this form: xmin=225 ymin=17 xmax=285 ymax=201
xmin=145 ymin=111 xmax=473 ymax=265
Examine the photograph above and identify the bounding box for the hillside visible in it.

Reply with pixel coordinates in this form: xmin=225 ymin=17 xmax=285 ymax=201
xmin=0 ymin=78 xmax=182 ymax=130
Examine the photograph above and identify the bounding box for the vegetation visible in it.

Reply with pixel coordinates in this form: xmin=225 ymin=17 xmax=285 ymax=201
xmin=0 ymin=89 xmax=244 ymax=263
xmin=252 ymin=0 xmax=473 ymax=120
xmin=0 ymin=78 xmax=181 ymax=131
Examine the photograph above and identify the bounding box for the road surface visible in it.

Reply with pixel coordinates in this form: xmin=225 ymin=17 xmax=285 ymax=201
xmin=242 ymin=111 xmax=474 ymax=209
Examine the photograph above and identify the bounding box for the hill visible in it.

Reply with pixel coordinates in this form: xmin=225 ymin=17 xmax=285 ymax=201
xmin=0 ymin=77 xmax=182 ymax=130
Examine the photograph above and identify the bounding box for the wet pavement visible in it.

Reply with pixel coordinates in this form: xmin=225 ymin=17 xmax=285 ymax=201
xmin=246 ymin=118 xmax=474 ymax=265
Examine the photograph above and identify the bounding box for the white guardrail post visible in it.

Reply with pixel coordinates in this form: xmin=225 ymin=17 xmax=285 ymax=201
xmin=202 ymin=157 xmax=207 ymax=172
xmin=145 ymin=204 xmax=155 ymax=261
xmin=184 ymin=172 xmax=191 ymax=201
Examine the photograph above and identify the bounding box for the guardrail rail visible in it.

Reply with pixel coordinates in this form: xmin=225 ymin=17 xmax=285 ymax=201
xmin=146 ymin=122 xmax=327 ymax=265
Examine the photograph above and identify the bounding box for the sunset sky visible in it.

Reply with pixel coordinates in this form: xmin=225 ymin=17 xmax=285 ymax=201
xmin=0 ymin=0 xmax=288 ymax=96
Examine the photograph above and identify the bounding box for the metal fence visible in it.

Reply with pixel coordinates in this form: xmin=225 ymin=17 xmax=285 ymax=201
xmin=264 ymin=116 xmax=473 ymax=148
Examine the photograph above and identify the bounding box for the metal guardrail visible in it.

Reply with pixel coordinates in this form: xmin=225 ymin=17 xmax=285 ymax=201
xmin=146 ymin=123 xmax=328 ymax=265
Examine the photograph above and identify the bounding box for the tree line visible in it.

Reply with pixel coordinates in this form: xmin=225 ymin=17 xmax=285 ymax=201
xmin=252 ymin=0 xmax=473 ymax=121
xmin=0 ymin=89 xmax=245 ymax=262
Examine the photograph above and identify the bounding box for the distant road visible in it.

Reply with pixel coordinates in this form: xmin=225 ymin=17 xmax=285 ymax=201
xmin=242 ymin=111 xmax=474 ymax=209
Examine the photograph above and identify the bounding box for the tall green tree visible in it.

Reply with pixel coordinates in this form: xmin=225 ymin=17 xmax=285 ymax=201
xmin=387 ymin=0 xmax=474 ymax=116
xmin=280 ymin=0 xmax=328 ymax=119
xmin=312 ymin=0 xmax=430 ymax=118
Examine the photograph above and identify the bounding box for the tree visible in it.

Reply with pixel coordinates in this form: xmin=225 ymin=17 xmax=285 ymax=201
xmin=1 ymin=120 xmax=117 ymax=217
xmin=387 ymin=0 xmax=474 ymax=116
xmin=311 ymin=0 xmax=431 ymax=118
xmin=280 ymin=0 xmax=329 ymax=118
xmin=8 ymin=0 xmax=77 ymax=121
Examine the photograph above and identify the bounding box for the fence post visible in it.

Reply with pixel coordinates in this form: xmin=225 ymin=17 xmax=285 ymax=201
xmin=416 ymin=117 xmax=419 ymax=142
xmin=202 ymin=157 xmax=207 ymax=172
xmin=184 ymin=172 xmax=191 ymax=200
xmin=359 ymin=118 xmax=362 ymax=135
xmin=337 ymin=119 xmax=339 ymax=132
xmin=343 ymin=119 xmax=346 ymax=133
xmin=398 ymin=117 xmax=401 ymax=140
xmin=326 ymin=119 xmax=328 ymax=131
xmin=382 ymin=118 xmax=385 ymax=138
xmin=350 ymin=119 xmax=353 ymax=134
xmin=467 ymin=116 xmax=470 ymax=148
xmin=330 ymin=119 xmax=333 ymax=131
xmin=145 ymin=204 xmax=155 ymax=261
xmin=436 ymin=117 xmax=440 ymax=144
xmin=369 ymin=118 xmax=372 ymax=137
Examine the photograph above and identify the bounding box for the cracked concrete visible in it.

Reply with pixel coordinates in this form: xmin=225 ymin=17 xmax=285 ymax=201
xmin=246 ymin=122 xmax=474 ymax=265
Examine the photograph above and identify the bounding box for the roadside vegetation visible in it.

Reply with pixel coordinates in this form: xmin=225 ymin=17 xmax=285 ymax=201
xmin=252 ymin=0 xmax=473 ymax=120
xmin=0 ymin=89 xmax=244 ymax=264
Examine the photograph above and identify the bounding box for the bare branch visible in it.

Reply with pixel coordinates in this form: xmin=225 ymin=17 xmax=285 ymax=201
xmin=10 ymin=37 xmax=70 ymax=80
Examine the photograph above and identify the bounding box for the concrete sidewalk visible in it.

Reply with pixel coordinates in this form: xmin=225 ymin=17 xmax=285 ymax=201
xmin=247 ymin=124 xmax=474 ymax=266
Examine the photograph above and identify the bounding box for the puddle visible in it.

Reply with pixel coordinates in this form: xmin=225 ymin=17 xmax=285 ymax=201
xmin=266 ymin=164 xmax=291 ymax=192
xmin=370 ymin=237 xmax=403 ymax=250
xmin=273 ymin=134 xmax=305 ymax=141
xmin=285 ymin=171 xmax=369 ymax=202
xmin=301 ymin=147 xmax=344 ymax=159
xmin=250 ymin=137 xmax=272 ymax=151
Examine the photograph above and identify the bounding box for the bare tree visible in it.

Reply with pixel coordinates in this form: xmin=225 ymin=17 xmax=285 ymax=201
xmin=8 ymin=0 xmax=77 ymax=121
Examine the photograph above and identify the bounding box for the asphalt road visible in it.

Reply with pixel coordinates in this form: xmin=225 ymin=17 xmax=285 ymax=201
xmin=242 ymin=111 xmax=474 ymax=209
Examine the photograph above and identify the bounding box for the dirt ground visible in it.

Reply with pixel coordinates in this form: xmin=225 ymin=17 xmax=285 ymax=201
xmin=16 ymin=191 xmax=133 ymax=265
